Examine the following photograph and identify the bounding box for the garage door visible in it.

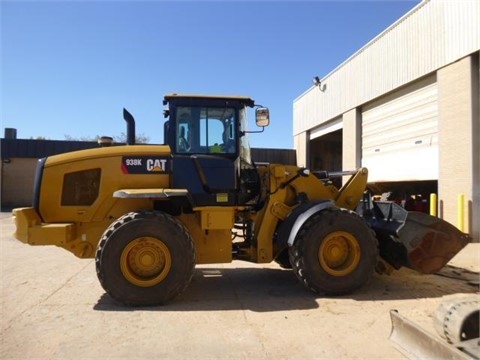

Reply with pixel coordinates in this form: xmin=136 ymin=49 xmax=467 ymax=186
xmin=362 ymin=76 xmax=438 ymax=182
xmin=309 ymin=117 xmax=342 ymax=140
xmin=1 ymin=158 xmax=36 ymax=208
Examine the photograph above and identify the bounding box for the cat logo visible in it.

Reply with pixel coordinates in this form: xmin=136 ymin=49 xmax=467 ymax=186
xmin=146 ymin=159 xmax=167 ymax=172
xmin=122 ymin=156 xmax=170 ymax=174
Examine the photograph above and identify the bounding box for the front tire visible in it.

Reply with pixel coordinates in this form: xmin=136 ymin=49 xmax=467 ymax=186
xmin=289 ymin=208 xmax=378 ymax=295
xmin=96 ymin=211 xmax=195 ymax=306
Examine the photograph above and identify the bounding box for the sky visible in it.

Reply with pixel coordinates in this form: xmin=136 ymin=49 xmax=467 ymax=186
xmin=1 ymin=0 xmax=420 ymax=149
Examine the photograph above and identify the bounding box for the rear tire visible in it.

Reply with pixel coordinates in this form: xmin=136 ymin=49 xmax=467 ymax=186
xmin=289 ymin=208 xmax=378 ymax=295
xmin=96 ymin=211 xmax=195 ymax=306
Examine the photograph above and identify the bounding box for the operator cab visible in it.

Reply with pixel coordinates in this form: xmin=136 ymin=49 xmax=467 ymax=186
xmin=163 ymin=94 xmax=269 ymax=207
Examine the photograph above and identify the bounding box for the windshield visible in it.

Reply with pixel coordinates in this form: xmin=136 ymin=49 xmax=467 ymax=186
xmin=175 ymin=106 xmax=237 ymax=154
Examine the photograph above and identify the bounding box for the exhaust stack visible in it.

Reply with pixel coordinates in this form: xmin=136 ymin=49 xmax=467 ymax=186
xmin=123 ymin=108 xmax=136 ymax=145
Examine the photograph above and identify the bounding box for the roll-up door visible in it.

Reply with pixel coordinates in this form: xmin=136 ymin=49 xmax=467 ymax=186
xmin=362 ymin=76 xmax=438 ymax=182
xmin=309 ymin=117 xmax=343 ymax=173
xmin=310 ymin=117 xmax=342 ymax=140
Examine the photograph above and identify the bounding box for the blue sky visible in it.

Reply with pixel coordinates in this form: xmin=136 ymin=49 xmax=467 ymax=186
xmin=1 ymin=0 xmax=420 ymax=149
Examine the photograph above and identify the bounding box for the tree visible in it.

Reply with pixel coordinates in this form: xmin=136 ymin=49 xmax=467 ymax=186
xmin=113 ymin=132 xmax=150 ymax=144
xmin=64 ymin=133 xmax=150 ymax=144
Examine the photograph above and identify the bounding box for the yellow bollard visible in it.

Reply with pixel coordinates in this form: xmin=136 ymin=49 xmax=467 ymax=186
xmin=457 ymin=194 xmax=465 ymax=232
xmin=430 ymin=193 xmax=437 ymax=217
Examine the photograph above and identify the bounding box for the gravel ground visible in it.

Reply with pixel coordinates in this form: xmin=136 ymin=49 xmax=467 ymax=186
xmin=1 ymin=212 xmax=478 ymax=359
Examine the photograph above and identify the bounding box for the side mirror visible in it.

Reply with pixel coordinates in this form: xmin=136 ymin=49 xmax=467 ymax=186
xmin=255 ymin=107 xmax=270 ymax=128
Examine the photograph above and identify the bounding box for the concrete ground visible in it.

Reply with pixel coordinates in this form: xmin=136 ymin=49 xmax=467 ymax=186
xmin=1 ymin=212 xmax=479 ymax=360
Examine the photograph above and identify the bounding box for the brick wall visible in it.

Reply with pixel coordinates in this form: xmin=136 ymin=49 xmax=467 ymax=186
xmin=438 ymin=54 xmax=479 ymax=240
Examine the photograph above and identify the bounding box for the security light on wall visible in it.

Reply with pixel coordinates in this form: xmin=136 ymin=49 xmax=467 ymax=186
xmin=312 ymin=76 xmax=326 ymax=92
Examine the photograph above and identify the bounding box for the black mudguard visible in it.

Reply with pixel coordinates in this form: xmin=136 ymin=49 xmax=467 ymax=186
xmin=274 ymin=200 xmax=335 ymax=255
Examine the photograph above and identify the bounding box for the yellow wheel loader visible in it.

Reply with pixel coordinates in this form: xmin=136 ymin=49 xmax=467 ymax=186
xmin=12 ymin=94 xmax=471 ymax=306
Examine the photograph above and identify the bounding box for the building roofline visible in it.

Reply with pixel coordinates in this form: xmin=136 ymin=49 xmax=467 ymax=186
xmin=294 ymin=0 xmax=427 ymax=103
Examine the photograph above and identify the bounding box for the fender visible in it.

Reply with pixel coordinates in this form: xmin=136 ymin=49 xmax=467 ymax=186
xmin=113 ymin=188 xmax=194 ymax=214
xmin=275 ymin=200 xmax=335 ymax=250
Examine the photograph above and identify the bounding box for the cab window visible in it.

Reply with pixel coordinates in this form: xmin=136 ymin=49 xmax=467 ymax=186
xmin=175 ymin=106 xmax=237 ymax=154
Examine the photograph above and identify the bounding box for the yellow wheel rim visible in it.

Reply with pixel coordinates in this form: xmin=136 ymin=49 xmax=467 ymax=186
xmin=318 ymin=231 xmax=361 ymax=276
xmin=120 ymin=237 xmax=172 ymax=287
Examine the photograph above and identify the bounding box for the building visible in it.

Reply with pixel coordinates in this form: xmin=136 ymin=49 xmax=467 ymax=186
xmin=293 ymin=0 xmax=479 ymax=240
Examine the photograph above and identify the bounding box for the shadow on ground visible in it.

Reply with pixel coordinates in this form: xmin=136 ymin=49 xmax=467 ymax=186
xmin=94 ymin=264 xmax=479 ymax=312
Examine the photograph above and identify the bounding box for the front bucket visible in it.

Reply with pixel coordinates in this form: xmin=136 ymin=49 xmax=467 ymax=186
xmin=397 ymin=211 xmax=471 ymax=273
xmin=364 ymin=201 xmax=471 ymax=274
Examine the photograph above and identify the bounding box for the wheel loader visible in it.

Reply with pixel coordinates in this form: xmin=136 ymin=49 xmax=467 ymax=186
xmin=12 ymin=94 xmax=471 ymax=306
